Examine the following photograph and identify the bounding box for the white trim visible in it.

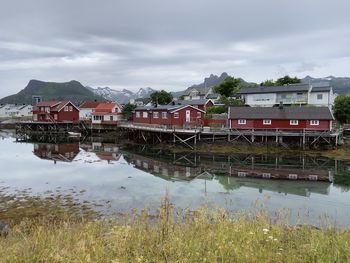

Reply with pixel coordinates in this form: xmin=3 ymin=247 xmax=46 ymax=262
xmin=238 ymin=119 xmax=246 ymax=125
xmin=290 ymin=120 xmax=299 ymax=125
xmin=263 ymin=119 xmax=271 ymax=125
xmin=170 ymin=105 xmax=205 ymax=113
xmin=310 ymin=120 xmax=319 ymax=126
xmin=57 ymin=101 xmax=80 ymax=112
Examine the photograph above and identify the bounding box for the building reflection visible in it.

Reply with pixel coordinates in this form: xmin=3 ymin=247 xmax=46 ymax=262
xmin=80 ymin=142 xmax=121 ymax=163
xmin=33 ymin=143 xmax=80 ymax=163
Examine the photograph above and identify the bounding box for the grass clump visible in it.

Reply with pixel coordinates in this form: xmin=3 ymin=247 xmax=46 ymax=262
xmin=0 ymin=197 xmax=350 ymax=262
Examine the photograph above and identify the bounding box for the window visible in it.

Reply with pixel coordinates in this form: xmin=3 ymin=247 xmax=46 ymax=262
xmin=262 ymin=173 xmax=271 ymax=179
xmin=310 ymin=120 xmax=319 ymax=126
xmin=69 ymin=106 xmax=73 ymax=111
xmin=93 ymin=115 xmax=103 ymax=121
xmin=64 ymin=106 xmax=68 ymax=111
xmin=238 ymin=119 xmax=246 ymax=125
xmin=309 ymin=175 xmax=318 ymax=181
xmin=162 ymin=112 xmax=167 ymax=119
xmin=143 ymin=112 xmax=148 ymax=118
xmin=197 ymin=112 xmax=201 ymax=118
xmin=263 ymin=119 xmax=271 ymax=125
xmin=238 ymin=172 xmax=247 ymax=177
xmin=153 ymin=112 xmax=159 ymax=118
xmin=288 ymin=174 xmax=298 ymax=180
xmin=317 ymin=94 xmax=323 ymax=100
xmin=174 ymin=112 xmax=179 ymax=118
xmin=110 ymin=116 xmax=113 ymax=121
xmin=136 ymin=111 xmax=140 ymax=118
xmin=290 ymin=120 xmax=298 ymax=125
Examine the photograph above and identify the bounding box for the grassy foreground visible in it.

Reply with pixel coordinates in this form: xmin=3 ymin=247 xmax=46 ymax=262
xmin=1 ymin=199 xmax=350 ymax=263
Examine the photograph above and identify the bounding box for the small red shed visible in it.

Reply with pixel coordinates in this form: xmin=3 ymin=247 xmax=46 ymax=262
xmin=133 ymin=105 xmax=205 ymax=128
xmin=33 ymin=101 xmax=80 ymax=122
xmin=228 ymin=106 xmax=334 ymax=131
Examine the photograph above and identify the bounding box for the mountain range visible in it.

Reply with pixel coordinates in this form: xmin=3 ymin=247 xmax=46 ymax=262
xmin=0 ymin=74 xmax=349 ymax=105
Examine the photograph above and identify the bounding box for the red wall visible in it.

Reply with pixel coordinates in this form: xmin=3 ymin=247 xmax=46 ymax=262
xmin=56 ymin=104 xmax=79 ymax=122
xmin=133 ymin=106 xmax=204 ymax=127
xmin=230 ymin=119 xmax=331 ymax=131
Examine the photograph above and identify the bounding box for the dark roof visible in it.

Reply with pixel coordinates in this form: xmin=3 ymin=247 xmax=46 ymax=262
xmin=206 ymin=93 xmax=219 ymax=99
xmin=311 ymin=86 xmax=332 ymax=92
xmin=79 ymin=101 xmax=100 ymax=108
xmin=238 ymin=84 xmax=310 ymax=94
xmin=135 ymin=105 xmax=181 ymax=111
xmin=171 ymin=99 xmax=208 ymax=106
xmin=229 ymin=106 xmax=333 ymax=120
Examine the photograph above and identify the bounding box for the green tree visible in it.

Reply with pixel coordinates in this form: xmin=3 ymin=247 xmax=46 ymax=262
xmin=260 ymin=79 xmax=275 ymax=86
xmin=275 ymin=75 xmax=301 ymax=86
xmin=333 ymin=95 xmax=350 ymax=124
xmin=150 ymin=90 xmax=173 ymax=105
xmin=213 ymin=76 xmax=241 ymax=97
xmin=122 ymin=103 xmax=137 ymax=120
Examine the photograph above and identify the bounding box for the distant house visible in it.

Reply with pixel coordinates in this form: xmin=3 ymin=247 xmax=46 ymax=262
xmin=0 ymin=104 xmax=32 ymax=118
xmin=183 ymin=86 xmax=219 ymax=101
xmin=91 ymin=102 xmax=123 ymax=124
xmin=133 ymin=105 xmax=205 ymax=127
xmin=228 ymin=106 xmax=334 ymax=131
xmin=32 ymin=101 xmax=79 ymax=122
xmin=79 ymin=101 xmax=100 ymax=120
xmin=237 ymin=84 xmax=334 ymax=108
xmin=169 ymin=99 xmax=214 ymax=111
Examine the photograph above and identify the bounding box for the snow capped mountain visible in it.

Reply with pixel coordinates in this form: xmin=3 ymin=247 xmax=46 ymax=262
xmin=88 ymin=86 xmax=156 ymax=104
xmin=135 ymin=87 xmax=155 ymax=98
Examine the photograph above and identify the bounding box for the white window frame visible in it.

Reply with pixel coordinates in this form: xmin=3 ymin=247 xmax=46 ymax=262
xmin=288 ymin=174 xmax=298 ymax=180
xmin=238 ymin=119 xmax=246 ymax=125
xmin=162 ymin=112 xmax=167 ymax=119
xmin=262 ymin=173 xmax=271 ymax=179
xmin=197 ymin=112 xmax=201 ymax=118
xmin=317 ymin=94 xmax=323 ymax=100
xmin=174 ymin=112 xmax=179 ymax=119
xmin=136 ymin=111 xmax=140 ymax=118
xmin=142 ymin=112 xmax=148 ymax=118
xmin=64 ymin=106 xmax=69 ymax=112
xmin=238 ymin=172 xmax=247 ymax=177
xmin=69 ymin=106 xmax=73 ymax=111
xmin=290 ymin=120 xmax=299 ymax=125
xmin=263 ymin=119 xmax=271 ymax=125
xmin=309 ymin=175 xmax=318 ymax=181
xmin=310 ymin=120 xmax=319 ymax=126
xmin=153 ymin=112 xmax=159 ymax=118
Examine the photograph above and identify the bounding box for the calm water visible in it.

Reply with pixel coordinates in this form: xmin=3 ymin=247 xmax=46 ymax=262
xmin=1 ymin=130 xmax=350 ymax=226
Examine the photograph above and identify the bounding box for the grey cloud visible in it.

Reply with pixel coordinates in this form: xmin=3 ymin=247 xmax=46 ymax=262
xmin=0 ymin=0 xmax=350 ymax=97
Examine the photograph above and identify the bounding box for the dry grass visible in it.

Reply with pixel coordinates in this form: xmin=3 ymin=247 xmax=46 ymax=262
xmin=1 ymin=197 xmax=350 ymax=263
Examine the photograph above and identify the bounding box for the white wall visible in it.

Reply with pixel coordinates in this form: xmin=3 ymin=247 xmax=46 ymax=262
xmin=308 ymin=91 xmax=334 ymax=107
xmin=245 ymin=93 xmax=276 ymax=107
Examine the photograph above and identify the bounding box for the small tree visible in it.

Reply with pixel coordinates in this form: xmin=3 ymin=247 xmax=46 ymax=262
xmin=213 ymin=76 xmax=241 ymax=97
xmin=275 ymin=75 xmax=301 ymax=86
xmin=260 ymin=79 xmax=275 ymax=86
xmin=334 ymin=95 xmax=350 ymax=124
xmin=122 ymin=103 xmax=137 ymax=120
xmin=150 ymin=90 xmax=173 ymax=105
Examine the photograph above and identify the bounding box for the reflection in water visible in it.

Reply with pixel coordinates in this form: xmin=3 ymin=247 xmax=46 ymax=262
xmin=1 ymin=134 xmax=350 ymax=226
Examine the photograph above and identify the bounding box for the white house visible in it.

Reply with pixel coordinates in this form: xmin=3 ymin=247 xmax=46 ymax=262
xmin=237 ymin=84 xmax=334 ymax=108
xmin=79 ymin=101 xmax=100 ymax=120
xmin=91 ymin=102 xmax=123 ymax=124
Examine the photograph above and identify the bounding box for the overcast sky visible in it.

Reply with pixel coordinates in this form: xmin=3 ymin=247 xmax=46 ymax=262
xmin=0 ymin=0 xmax=350 ymax=97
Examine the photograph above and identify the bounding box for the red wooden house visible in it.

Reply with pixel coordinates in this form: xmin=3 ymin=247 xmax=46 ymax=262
xmin=33 ymin=101 xmax=79 ymax=122
xmin=228 ymin=106 xmax=334 ymax=131
xmin=133 ymin=105 xmax=205 ymax=127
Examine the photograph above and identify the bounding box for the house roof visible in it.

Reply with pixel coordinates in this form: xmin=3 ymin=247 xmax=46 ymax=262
xmin=36 ymin=101 xmax=60 ymax=107
xmin=95 ymin=102 xmax=120 ymax=112
xmin=170 ymin=99 xmax=210 ymax=106
xmin=79 ymin=101 xmax=100 ymax=109
xmin=206 ymin=93 xmax=219 ymax=99
xmin=228 ymin=106 xmax=334 ymax=120
xmin=238 ymin=84 xmax=310 ymax=94
xmin=135 ymin=104 xmax=205 ymax=113
xmin=311 ymin=86 xmax=332 ymax=92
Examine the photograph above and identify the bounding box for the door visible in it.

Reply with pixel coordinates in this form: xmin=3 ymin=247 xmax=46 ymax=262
xmin=186 ymin=110 xmax=190 ymax=122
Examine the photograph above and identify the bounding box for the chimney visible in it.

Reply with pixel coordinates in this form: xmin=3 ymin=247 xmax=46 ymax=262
xmin=279 ymin=101 xmax=284 ymax=109
xmin=154 ymin=103 xmax=158 ymax=108
xmin=172 ymin=101 xmax=175 ymax=106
